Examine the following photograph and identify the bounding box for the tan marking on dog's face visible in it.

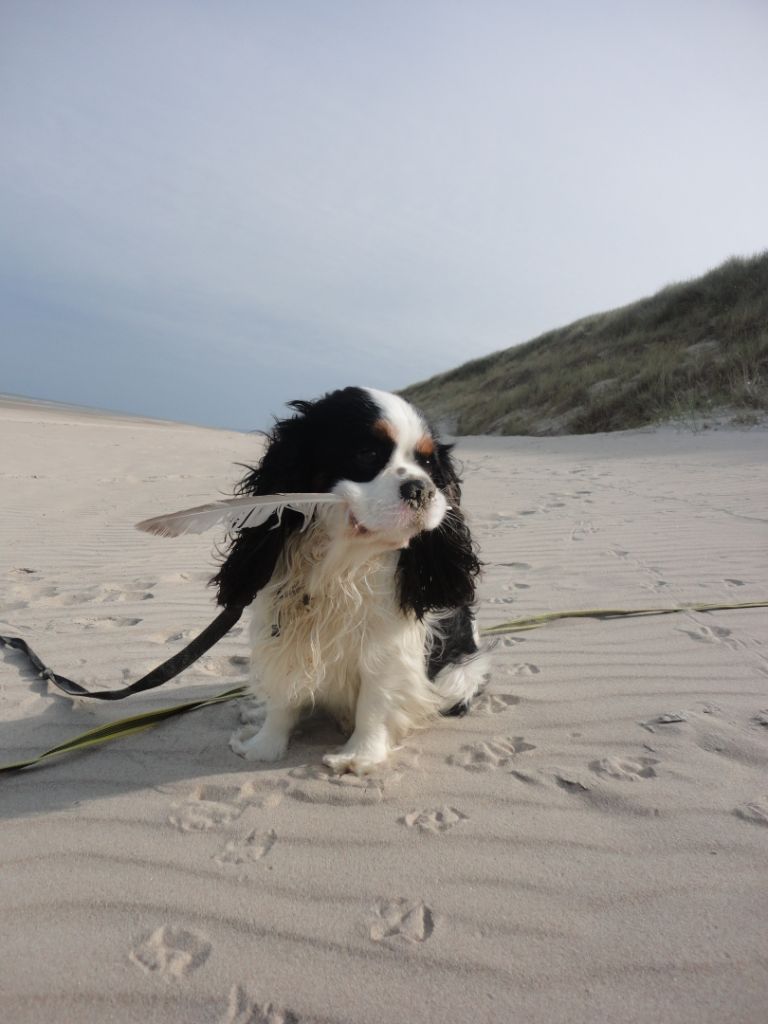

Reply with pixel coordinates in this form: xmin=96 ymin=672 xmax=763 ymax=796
xmin=373 ymin=418 xmax=397 ymax=443
xmin=415 ymin=435 xmax=435 ymax=456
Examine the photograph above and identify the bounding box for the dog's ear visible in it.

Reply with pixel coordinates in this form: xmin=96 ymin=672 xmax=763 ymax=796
xmin=211 ymin=403 xmax=314 ymax=609
xmin=397 ymin=442 xmax=481 ymax=619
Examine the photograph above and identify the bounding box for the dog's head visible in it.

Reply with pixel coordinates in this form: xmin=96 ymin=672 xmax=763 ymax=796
xmin=213 ymin=387 xmax=480 ymax=617
xmin=301 ymin=386 xmax=454 ymax=545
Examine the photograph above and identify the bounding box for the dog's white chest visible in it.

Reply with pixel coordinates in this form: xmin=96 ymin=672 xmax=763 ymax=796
xmin=249 ymin=534 xmax=401 ymax=711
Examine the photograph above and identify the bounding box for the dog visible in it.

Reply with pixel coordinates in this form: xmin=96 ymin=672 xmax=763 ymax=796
xmin=212 ymin=386 xmax=486 ymax=775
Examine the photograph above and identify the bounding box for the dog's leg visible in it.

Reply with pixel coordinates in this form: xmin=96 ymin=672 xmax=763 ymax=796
xmin=230 ymin=699 xmax=299 ymax=762
xmin=323 ymin=652 xmax=437 ymax=776
xmin=322 ymin=676 xmax=391 ymax=776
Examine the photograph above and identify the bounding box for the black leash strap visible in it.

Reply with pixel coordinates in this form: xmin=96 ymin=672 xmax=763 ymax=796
xmin=0 ymin=604 xmax=244 ymax=701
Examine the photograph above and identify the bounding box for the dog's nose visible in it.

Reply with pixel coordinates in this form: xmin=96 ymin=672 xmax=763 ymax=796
xmin=399 ymin=478 xmax=435 ymax=508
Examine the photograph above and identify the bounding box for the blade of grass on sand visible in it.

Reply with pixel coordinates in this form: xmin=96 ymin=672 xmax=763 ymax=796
xmin=481 ymin=600 xmax=768 ymax=635
xmin=0 ymin=684 xmax=249 ymax=774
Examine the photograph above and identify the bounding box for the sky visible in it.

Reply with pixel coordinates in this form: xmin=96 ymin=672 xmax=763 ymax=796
xmin=1 ymin=0 xmax=767 ymax=431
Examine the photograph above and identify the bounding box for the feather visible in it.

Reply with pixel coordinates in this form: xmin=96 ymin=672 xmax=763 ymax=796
xmin=135 ymin=492 xmax=343 ymax=538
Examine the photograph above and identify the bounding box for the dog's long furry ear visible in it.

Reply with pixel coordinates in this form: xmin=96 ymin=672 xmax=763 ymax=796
xmin=396 ymin=442 xmax=481 ymax=620
xmin=211 ymin=403 xmax=313 ymax=609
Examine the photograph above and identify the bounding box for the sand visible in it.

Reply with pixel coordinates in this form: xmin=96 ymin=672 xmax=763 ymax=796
xmin=1 ymin=397 xmax=767 ymax=1024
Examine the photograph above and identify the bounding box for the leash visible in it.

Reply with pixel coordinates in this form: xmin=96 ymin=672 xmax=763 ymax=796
xmin=0 ymin=604 xmax=244 ymax=700
xmin=2 ymin=599 xmax=767 ymax=774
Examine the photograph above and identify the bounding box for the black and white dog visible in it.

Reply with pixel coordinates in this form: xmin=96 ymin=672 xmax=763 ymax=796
xmin=213 ymin=386 xmax=486 ymax=775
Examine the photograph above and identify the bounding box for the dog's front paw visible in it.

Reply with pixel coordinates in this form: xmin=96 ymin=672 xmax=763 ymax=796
xmin=323 ymin=747 xmax=388 ymax=777
xmin=230 ymin=727 xmax=288 ymax=763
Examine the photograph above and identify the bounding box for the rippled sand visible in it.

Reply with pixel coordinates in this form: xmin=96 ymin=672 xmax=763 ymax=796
xmin=2 ymin=398 xmax=767 ymax=1023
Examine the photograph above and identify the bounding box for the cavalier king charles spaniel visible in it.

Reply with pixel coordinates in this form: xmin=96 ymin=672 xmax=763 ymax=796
xmin=212 ymin=386 xmax=486 ymax=775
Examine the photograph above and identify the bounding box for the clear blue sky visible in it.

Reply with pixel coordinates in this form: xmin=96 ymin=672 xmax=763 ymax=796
xmin=2 ymin=0 xmax=767 ymax=430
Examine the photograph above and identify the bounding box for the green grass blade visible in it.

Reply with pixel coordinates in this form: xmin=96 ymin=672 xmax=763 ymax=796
xmin=481 ymin=600 xmax=768 ymax=635
xmin=0 ymin=684 xmax=248 ymax=774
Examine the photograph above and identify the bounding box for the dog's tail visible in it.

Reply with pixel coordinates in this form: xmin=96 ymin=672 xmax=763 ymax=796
xmin=433 ymin=653 xmax=491 ymax=716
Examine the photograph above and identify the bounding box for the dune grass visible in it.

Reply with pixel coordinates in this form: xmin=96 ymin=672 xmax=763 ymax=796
xmin=401 ymin=252 xmax=768 ymax=434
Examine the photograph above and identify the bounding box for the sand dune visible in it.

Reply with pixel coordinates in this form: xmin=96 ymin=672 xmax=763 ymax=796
xmin=1 ymin=398 xmax=767 ymax=1023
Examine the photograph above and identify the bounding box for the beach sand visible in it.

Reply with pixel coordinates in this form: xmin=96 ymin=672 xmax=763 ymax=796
xmin=1 ymin=398 xmax=767 ymax=1023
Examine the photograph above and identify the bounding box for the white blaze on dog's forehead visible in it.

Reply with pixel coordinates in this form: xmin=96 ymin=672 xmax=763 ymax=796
xmin=364 ymin=388 xmax=428 ymax=448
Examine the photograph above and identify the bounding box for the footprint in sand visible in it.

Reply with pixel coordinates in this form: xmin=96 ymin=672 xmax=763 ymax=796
xmin=640 ymin=711 xmax=687 ymax=732
xmin=734 ymin=798 xmax=768 ymax=827
xmin=399 ymin=806 xmax=468 ymax=834
xmin=513 ymin=663 xmax=540 ymax=676
xmin=7 ymin=581 xmax=56 ymax=607
xmin=214 ymin=828 xmax=277 ymax=865
xmin=570 ymin=521 xmax=597 ymax=541
xmin=287 ymin=761 xmax=409 ymax=805
xmin=472 ymin=692 xmax=520 ymax=715
xmin=169 ymin=779 xmax=288 ymax=831
xmin=677 ymin=624 xmax=739 ymax=650
xmin=197 ymin=654 xmax=250 ymax=677
xmin=129 ymin=925 xmax=211 ymax=979
xmin=509 ymin=767 xmax=592 ymax=792
xmin=71 ymin=615 xmax=142 ymax=630
xmin=63 ymin=583 xmax=155 ymax=606
xmin=449 ymin=736 xmax=535 ymax=772
xmin=158 ymin=570 xmax=212 ymax=585
xmin=170 ymin=785 xmax=246 ymax=831
xmin=590 ymin=756 xmax=659 ymax=781
xmin=369 ymin=898 xmax=434 ymax=944
xmin=104 ymin=582 xmax=156 ymax=603
xmin=221 ymin=985 xmax=301 ymax=1024
xmin=490 ymin=513 xmax=519 ymax=526
xmin=693 ymin=724 xmax=768 ymax=766
xmin=552 ymin=770 xmax=592 ymax=792
xmin=643 ymin=706 xmax=768 ymax=766
xmin=148 ymin=627 xmax=199 ymax=645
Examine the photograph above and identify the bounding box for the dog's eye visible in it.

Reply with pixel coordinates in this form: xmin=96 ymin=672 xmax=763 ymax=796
xmin=354 ymin=448 xmax=379 ymax=465
xmin=415 ymin=451 xmax=434 ymax=469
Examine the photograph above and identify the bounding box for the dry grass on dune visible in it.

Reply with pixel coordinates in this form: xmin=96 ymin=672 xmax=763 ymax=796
xmin=401 ymin=251 xmax=768 ymax=435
